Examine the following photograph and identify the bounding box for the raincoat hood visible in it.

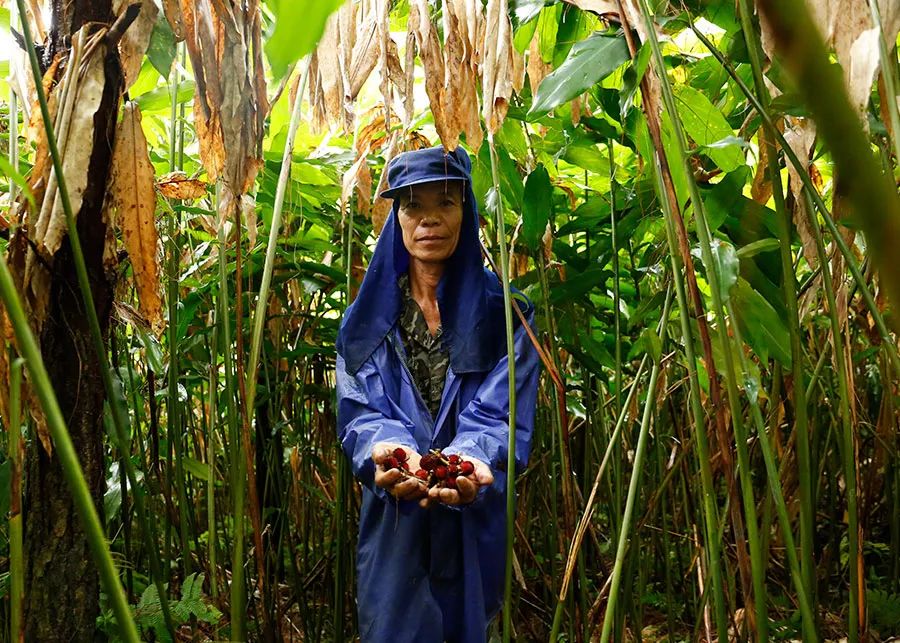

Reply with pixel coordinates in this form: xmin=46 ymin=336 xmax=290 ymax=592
xmin=338 ymin=145 xmax=518 ymax=375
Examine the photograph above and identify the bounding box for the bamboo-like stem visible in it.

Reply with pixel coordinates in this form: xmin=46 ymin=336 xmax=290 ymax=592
xmin=14 ymin=2 xmax=174 ymax=636
xmin=608 ymin=142 xmax=622 ymax=416
xmin=166 ymin=38 xmax=192 ymax=577
xmin=207 ymin=320 xmax=219 ymax=600
xmin=735 ymin=1 xmax=817 ymax=628
xmin=9 ymin=357 xmax=24 ymax=643
xmin=634 ymin=1 xmax=771 ymax=636
xmin=655 ymin=157 xmax=729 ymax=641
xmin=755 ymin=0 xmax=900 ymax=326
xmin=691 ymin=25 xmax=900 ymax=381
xmin=599 ymin=287 xmax=673 ymax=643
xmin=217 ymin=181 xmax=247 ymax=640
xmin=803 ymin=189 xmax=861 ymax=641
xmin=487 ymin=133 xmax=520 ymax=643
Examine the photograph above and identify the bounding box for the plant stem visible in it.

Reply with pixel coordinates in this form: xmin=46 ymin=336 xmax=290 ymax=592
xmin=599 ymin=287 xmax=673 ymax=643
xmin=635 ymin=1 xmax=771 ymax=636
xmin=488 ymin=134 xmax=519 ymax=643
xmin=735 ymin=1 xmax=817 ymax=628
xmin=9 ymin=356 xmax=24 ymax=643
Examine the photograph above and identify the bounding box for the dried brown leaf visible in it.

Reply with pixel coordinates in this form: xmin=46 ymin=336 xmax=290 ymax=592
xmin=157 ymin=171 xmax=208 ymax=200
xmin=107 ymin=103 xmax=163 ymax=332
xmin=164 ymin=0 xmax=186 ymax=40
xmin=410 ymin=0 xmax=452 ymax=147
xmin=481 ymin=0 xmax=513 ymax=133
xmin=114 ymin=0 xmax=159 ymax=90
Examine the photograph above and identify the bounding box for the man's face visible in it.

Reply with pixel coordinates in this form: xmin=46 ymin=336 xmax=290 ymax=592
xmin=397 ymin=181 xmax=464 ymax=264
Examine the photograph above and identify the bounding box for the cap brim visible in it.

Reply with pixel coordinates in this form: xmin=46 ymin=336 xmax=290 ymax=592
xmin=380 ymin=177 xmax=468 ymax=200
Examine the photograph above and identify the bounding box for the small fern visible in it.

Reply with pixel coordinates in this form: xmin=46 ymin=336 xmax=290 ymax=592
xmin=132 ymin=573 xmax=221 ymax=642
xmin=867 ymin=589 xmax=900 ymax=636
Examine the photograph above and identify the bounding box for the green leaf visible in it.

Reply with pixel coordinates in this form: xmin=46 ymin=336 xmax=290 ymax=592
xmin=521 ymin=164 xmax=553 ymax=251
xmin=147 ymin=13 xmax=177 ymax=78
xmin=730 ymin=278 xmax=792 ymax=367
xmin=709 ymin=238 xmax=739 ymax=302
xmin=529 ymin=34 xmax=629 ymax=117
xmin=736 ymin=238 xmax=780 ymax=259
xmin=265 ymin=0 xmax=344 ymax=80
xmin=0 ymin=156 xmax=36 ymax=211
xmin=673 ymin=84 xmax=744 ymax=173
xmin=135 ymin=82 xmax=195 ymax=113
xmin=184 ymin=457 xmax=211 ymax=482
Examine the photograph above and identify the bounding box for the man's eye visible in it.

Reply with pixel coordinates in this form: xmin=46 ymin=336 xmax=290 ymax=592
xmin=441 ymin=200 xmax=455 ymax=207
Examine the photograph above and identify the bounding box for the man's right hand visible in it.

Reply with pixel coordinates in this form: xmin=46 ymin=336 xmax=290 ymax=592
xmin=372 ymin=442 xmax=427 ymax=502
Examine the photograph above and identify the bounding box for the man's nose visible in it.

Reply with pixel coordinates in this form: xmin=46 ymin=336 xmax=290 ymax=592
xmin=421 ymin=212 xmax=440 ymax=226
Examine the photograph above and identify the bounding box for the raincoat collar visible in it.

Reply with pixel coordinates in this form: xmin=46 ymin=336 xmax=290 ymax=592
xmin=337 ymin=145 xmax=514 ymax=375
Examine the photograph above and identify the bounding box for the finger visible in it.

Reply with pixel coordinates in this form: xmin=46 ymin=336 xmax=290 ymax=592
xmin=455 ymin=476 xmax=477 ymax=503
xmin=419 ymin=496 xmax=433 ymax=509
xmin=439 ymin=487 xmax=462 ymax=506
xmin=375 ymin=468 xmax=402 ymax=489
xmin=394 ymin=478 xmax=424 ymax=500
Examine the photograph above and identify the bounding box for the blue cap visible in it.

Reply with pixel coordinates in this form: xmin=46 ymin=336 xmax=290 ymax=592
xmin=380 ymin=145 xmax=470 ymax=199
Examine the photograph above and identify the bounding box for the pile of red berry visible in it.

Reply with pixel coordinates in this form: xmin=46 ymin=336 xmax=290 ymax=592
xmin=381 ymin=448 xmax=476 ymax=489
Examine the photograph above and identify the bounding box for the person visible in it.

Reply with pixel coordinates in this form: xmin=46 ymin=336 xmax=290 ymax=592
xmin=335 ymin=145 xmax=540 ymax=642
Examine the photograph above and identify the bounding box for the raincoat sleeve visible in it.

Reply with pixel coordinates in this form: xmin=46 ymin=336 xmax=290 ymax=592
xmin=336 ymin=352 xmax=419 ymax=500
xmin=445 ymin=313 xmax=540 ymax=483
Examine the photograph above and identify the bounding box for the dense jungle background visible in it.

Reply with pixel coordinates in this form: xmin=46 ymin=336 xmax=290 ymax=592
xmin=2 ymin=0 xmax=900 ymax=640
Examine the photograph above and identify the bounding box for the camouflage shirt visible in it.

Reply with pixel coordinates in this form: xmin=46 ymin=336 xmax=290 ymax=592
xmin=397 ymin=273 xmax=449 ymax=418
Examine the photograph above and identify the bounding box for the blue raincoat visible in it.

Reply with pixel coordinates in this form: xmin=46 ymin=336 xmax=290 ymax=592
xmin=336 ymin=146 xmax=540 ymax=642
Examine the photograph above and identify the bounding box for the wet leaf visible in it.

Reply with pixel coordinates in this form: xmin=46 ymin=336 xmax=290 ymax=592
xmin=529 ymin=34 xmax=629 ymax=117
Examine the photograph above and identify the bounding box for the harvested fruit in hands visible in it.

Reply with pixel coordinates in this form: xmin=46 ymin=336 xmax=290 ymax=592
xmin=381 ymin=447 xmax=478 ymax=491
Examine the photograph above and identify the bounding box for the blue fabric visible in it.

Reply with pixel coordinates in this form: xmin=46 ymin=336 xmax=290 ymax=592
xmin=337 ymin=145 xmax=525 ymax=376
xmin=335 ymin=145 xmax=541 ymax=642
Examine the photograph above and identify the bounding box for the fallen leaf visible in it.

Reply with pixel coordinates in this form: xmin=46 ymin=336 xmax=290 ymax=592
xmin=157 ymin=171 xmax=208 ymax=200
xmin=106 ymin=102 xmax=164 ymax=332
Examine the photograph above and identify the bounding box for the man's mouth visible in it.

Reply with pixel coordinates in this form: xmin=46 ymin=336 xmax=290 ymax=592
xmin=418 ymin=235 xmax=445 ymax=242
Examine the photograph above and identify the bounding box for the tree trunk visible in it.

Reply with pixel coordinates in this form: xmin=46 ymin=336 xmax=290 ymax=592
xmin=22 ymin=1 xmax=121 ymax=640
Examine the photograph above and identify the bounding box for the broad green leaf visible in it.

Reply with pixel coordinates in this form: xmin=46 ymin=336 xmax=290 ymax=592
xmin=529 ymin=34 xmax=629 ymax=117
xmin=673 ymin=84 xmax=744 ymax=172
xmin=184 ymin=457 xmax=211 ymax=481
xmin=135 ymin=82 xmax=195 ymax=113
xmin=730 ymin=278 xmax=792 ymax=367
xmin=265 ymin=0 xmax=344 ymax=79
xmin=522 ymin=164 xmax=553 ymax=252
xmin=147 ymin=13 xmax=176 ymax=78
xmin=0 ymin=156 xmax=35 ymax=211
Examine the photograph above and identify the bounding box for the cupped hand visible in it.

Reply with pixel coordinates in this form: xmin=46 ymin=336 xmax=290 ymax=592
xmin=420 ymin=456 xmax=493 ymax=508
xmin=372 ymin=442 xmax=427 ymax=502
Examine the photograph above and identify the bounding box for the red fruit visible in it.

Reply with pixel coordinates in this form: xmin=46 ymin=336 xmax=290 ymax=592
xmin=400 ymin=460 xmax=410 ymax=471
xmin=444 ymin=477 xmax=457 ymax=489
xmin=420 ymin=454 xmax=438 ymax=471
xmin=415 ymin=469 xmax=428 ymax=480
xmin=384 ymin=456 xmax=399 ymax=470
xmin=434 ymin=465 xmax=448 ymax=480
xmin=448 ymin=464 xmax=458 ymax=476
xmin=393 ymin=447 xmax=408 ymax=462
xmin=447 ymin=454 xmax=461 ymax=465
xmin=459 ymin=461 xmax=475 ymax=476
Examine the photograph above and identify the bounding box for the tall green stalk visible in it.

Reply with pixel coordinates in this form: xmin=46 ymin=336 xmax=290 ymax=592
xmin=487 ymin=134 xmax=519 ymax=643
xmin=735 ymin=0 xmax=817 ymax=621
xmin=599 ymin=288 xmax=673 ymax=643
xmin=655 ymin=158 xmax=728 ymax=641
xmin=216 ymin=181 xmax=247 ymax=640
xmin=608 ymin=142 xmax=622 ymax=415
xmin=8 ymin=357 xmax=24 ymax=643
xmin=13 ymin=1 xmax=174 ymax=635
xmin=635 ymin=1 xmax=769 ymax=636
xmin=867 ymin=0 xmax=900 ymax=164
xmin=167 ymin=46 xmax=192 ymax=577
